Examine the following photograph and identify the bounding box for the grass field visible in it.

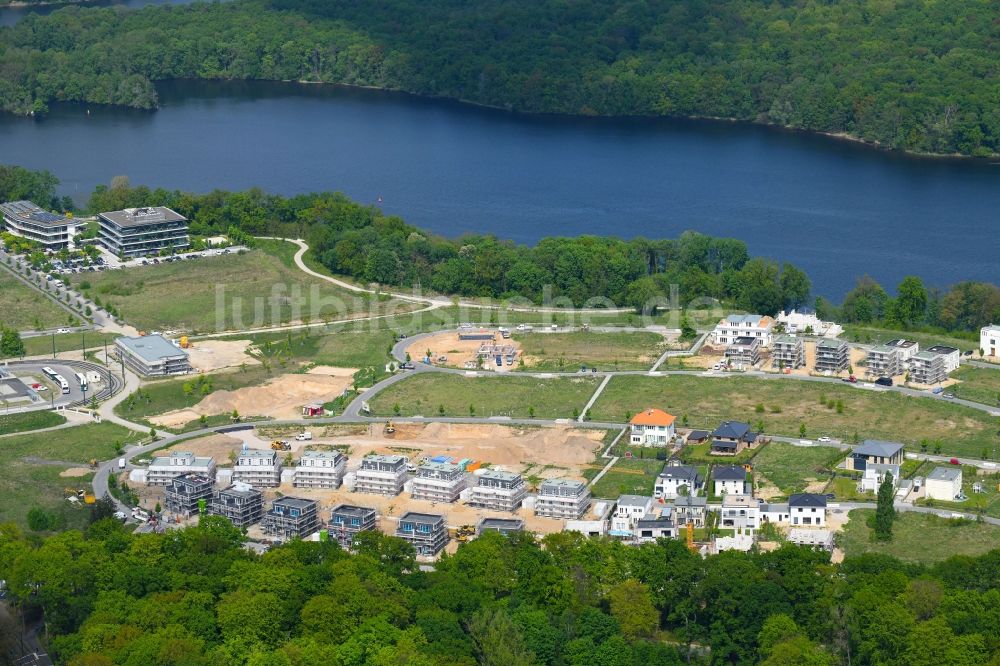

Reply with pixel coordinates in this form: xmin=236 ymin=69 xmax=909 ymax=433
xmin=752 ymin=443 xmax=842 ymax=494
xmin=590 ymin=375 xmax=998 ymax=458
xmin=917 ymin=467 xmax=1000 ymax=518
xmin=839 ymin=510 xmax=1000 ymax=564
xmin=68 ymin=244 xmax=398 ymax=333
xmin=233 ymin=327 xmax=396 ymax=371
xmin=587 ymin=457 xmax=665 ymax=498
xmin=841 ymin=325 xmax=978 ymax=352
xmin=830 ymin=475 xmax=868 ymax=501
xmin=0 ymin=410 xmax=66 ymax=435
xmin=0 ymin=421 xmax=143 ymax=530
xmin=22 ymin=331 xmax=118 ymax=357
xmin=514 ymin=330 xmax=671 ymax=371
xmin=0 ymin=269 xmax=69 ymax=332
xmin=951 ymin=366 xmax=1000 ymax=407
xmin=368 ymin=373 xmax=599 ymax=419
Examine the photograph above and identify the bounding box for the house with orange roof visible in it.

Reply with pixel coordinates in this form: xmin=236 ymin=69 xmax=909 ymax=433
xmin=629 ymin=408 xmax=676 ymax=446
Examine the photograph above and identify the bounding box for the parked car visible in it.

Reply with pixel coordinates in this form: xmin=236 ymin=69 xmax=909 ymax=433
xmin=942 ymin=392 xmax=955 ymax=399
xmin=932 ymin=387 xmax=943 ymax=394
xmin=874 ymin=376 xmax=893 ymax=387
xmin=818 ymin=436 xmax=832 ymax=442
xmin=56 ymin=327 xmax=71 ymax=334
xmin=949 ymin=458 xmax=960 ymax=465
xmin=400 ymin=362 xmax=415 ymax=370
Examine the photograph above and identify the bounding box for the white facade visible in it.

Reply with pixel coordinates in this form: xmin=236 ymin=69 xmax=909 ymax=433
xmin=777 ymin=309 xmax=843 ymax=337
xmin=293 ymin=451 xmax=347 ymax=489
xmin=789 ymin=495 xmax=827 ymax=527
xmin=628 ymin=409 xmax=676 ymax=446
xmin=981 ymin=325 xmax=1000 ymax=359
xmin=925 ymin=467 xmax=962 ymax=501
xmin=719 ymin=495 xmax=760 ymax=530
xmin=232 ymin=448 xmax=282 ymax=488
xmin=654 ymin=465 xmax=701 ymax=499
xmin=859 ymin=463 xmax=900 ymax=494
xmin=609 ymin=495 xmax=653 ymax=537
xmin=410 ymin=462 xmax=467 ymax=503
xmin=468 ymin=470 xmax=527 ymax=512
xmin=713 ymin=314 xmax=775 ymax=347
xmin=355 ymin=455 xmax=408 ymax=496
xmin=146 ymin=452 xmax=216 ymax=486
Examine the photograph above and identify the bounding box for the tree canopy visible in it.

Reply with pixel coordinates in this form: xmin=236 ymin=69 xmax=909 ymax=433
xmin=0 ymin=0 xmax=997 ymax=156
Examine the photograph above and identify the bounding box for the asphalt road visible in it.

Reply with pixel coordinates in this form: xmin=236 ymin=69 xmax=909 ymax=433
xmin=0 ymin=359 xmax=121 ymax=410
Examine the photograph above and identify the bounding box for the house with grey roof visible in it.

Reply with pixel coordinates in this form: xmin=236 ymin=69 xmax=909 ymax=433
xmin=164 ymin=473 xmax=213 ymax=516
xmin=710 ymin=421 xmax=759 ymax=455
xmin=667 ymin=494 xmax=708 ymax=528
xmin=410 ymin=461 xmax=467 ymax=503
xmin=654 ymin=461 xmax=703 ymax=499
xmin=210 ymin=482 xmax=263 ymax=528
xmin=789 ymin=493 xmax=827 ymax=527
xmin=147 ymin=451 xmax=216 ymax=486
xmin=925 ymin=466 xmax=963 ymax=501
xmin=468 ymin=469 xmax=527 ymax=512
xmin=115 ymin=334 xmax=192 ymax=377
xmin=477 ymin=517 xmax=524 ymax=537
xmin=355 ymin=454 xmax=408 ymax=496
xmin=535 ymin=478 xmax=591 ymax=519
xmin=815 ymin=337 xmax=850 ymax=374
xmin=713 ymin=314 xmax=776 ymax=347
xmin=329 ymin=504 xmax=378 ymax=548
xmin=261 ymin=496 xmax=321 ymax=540
xmin=847 ymin=440 xmax=904 ymax=471
xmin=713 ymin=465 xmax=749 ymax=496
xmin=771 ymin=335 xmax=805 ymax=369
xmin=396 ymin=512 xmax=449 ymax=557
xmin=610 ymin=495 xmax=653 ymax=538
xmin=293 ymin=450 xmax=346 ymax=489
xmin=232 ymin=446 xmax=282 ymax=488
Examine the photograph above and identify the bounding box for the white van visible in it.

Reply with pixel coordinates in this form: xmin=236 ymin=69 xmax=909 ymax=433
xmin=295 ymin=432 xmax=312 ymax=441
xmin=118 ymin=458 xmax=126 ymax=469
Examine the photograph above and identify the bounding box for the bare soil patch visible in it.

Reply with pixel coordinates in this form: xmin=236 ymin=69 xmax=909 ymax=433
xmin=59 ymin=467 xmax=92 ymax=478
xmin=185 ymin=339 xmax=260 ymax=372
xmin=405 ymin=331 xmax=520 ymax=371
xmin=149 ymin=373 xmax=353 ymax=427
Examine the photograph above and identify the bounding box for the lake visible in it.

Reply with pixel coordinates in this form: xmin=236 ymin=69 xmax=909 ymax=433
xmin=0 ymin=78 xmax=997 ymax=299
xmin=0 ymin=0 xmax=196 ymax=26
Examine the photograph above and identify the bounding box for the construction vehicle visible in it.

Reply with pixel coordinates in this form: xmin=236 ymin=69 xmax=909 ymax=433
xmin=179 ymin=336 xmax=190 ymax=348
xmin=686 ymin=521 xmax=695 ymax=552
xmin=455 ymin=525 xmax=476 ymax=543
xmin=83 ymin=493 xmax=96 ymax=505
xmin=270 ymin=440 xmax=291 ymax=451
xmin=89 ymin=458 xmax=98 ymax=469
xmin=384 ymin=420 xmax=396 ymax=435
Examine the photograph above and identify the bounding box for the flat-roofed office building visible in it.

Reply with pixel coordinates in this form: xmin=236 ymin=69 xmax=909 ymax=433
xmin=0 ymin=201 xmax=79 ymax=250
xmin=98 ymin=206 xmax=189 ymax=258
xmin=115 ymin=334 xmax=192 ymax=377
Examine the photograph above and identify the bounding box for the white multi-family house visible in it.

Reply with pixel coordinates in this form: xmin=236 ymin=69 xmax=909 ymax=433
xmin=629 ymin=408 xmax=676 ymax=446
xmin=981 ymin=324 xmax=1000 ymax=359
xmin=859 ymin=463 xmax=900 ymax=494
xmin=788 ymin=493 xmax=827 ymax=527
xmin=147 ymin=451 xmax=216 ymax=486
xmin=713 ymin=314 xmax=776 ymax=348
xmin=777 ymin=309 xmax=843 ymax=337
xmin=720 ymin=495 xmax=760 ymax=531
xmin=232 ymin=447 xmax=282 ymax=488
xmin=294 ymin=451 xmax=347 ymax=489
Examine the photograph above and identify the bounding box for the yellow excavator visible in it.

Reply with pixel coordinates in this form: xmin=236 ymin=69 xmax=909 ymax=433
xmin=384 ymin=420 xmax=396 ymax=435
xmin=270 ymin=440 xmax=291 ymax=451
xmin=455 ymin=525 xmax=476 ymax=543
xmin=686 ymin=521 xmax=696 ymax=552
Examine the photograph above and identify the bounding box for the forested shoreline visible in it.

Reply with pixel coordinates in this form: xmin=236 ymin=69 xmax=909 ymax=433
xmin=0 ymin=0 xmax=997 ymax=156
xmin=0 ymin=517 xmax=997 ymax=665
xmin=3 ymin=163 xmax=999 ymax=334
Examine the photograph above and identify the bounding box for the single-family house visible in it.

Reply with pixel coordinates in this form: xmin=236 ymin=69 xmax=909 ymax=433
xmin=654 ymin=462 xmax=703 ymax=499
xmin=925 ymin=466 xmax=963 ymax=501
xmin=709 ymin=421 xmax=758 ymax=455
xmin=609 ymin=495 xmax=653 ymax=538
xmin=668 ymin=494 xmax=707 ymax=528
xmin=846 ymin=440 xmax=905 ymax=471
xmin=713 ymin=314 xmax=775 ymax=347
xmin=629 ymin=408 xmax=676 ymax=446
xmin=713 ymin=465 xmax=749 ymax=496
xmin=859 ymin=463 xmax=900 ymax=493
xmin=788 ymin=493 xmax=827 ymax=527
xmin=635 ymin=512 xmax=677 ymax=543
xmin=759 ymin=502 xmax=790 ymax=524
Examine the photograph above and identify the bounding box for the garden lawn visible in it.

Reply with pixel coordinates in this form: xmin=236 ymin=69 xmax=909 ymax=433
xmin=0 ymin=269 xmax=69 ymax=331
xmin=68 ymin=246 xmax=399 ymax=333
xmin=917 ymin=466 xmax=1000 ymax=519
xmin=839 ymin=510 xmax=1000 ymax=564
xmin=752 ymin=443 xmax=843 ymax=494
xmin=239 ymin=327 xmax=395 ymax=370
xmin=22 ymin=331 xmax=117 ymax=357
xmin=514 ymin=330 xmax=671 ymax=371
xmin=368 ymin=373 xmax=599 ymax=419
xmin=0 ymin=410 xmax=65 ymax=435
xmin=950 ymin=366 xmax=1000 ymax=407
xmin=591 ymin=375 xmax=998 ymax=458
xmin=841 ymin=325 xmax=978 ymax=352
xmin=587 ymin=457 xmax=664 ymax=499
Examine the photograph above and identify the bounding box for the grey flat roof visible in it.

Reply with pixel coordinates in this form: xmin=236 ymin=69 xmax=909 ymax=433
xmin=772 ymin=334 xmax=802 ymax=345
xmin=666 ymin=495 xmax=707 ymax=509
xmin=731 ymin=336 xmax=759 ymax=345
xmin=617 ymin=494 xmax=651 ymax=508
xmin=726 ymin=314 xmax=763 ymax=325
xmin=927 ymin=466 xmax=962 ymax=481
xmin=299 ymin=451 xmax=344 ymax=461
xmin=273 ymin=496 xmax=316 ymax=509
xmin=219 ymin=485 xmax=262 ymax=498
xmin=399 ymin=512 xmax=443 ymax=522
xmin=331 ymin=504 xmax=376 ymax=517
xmin=885 ymin=338 xmax=917 ymax=349
xmin=927 ymin=345 xmax=959 ymax=355
xmin=99 ymin=206 xmax=187 ymax=228
xmin=479 ymin=518 xmax=524 ymax=529
xmin=854 ymin=440 xmax=904 ymax=458
xmin=0 ymin=200 xmax=71 ymax=227
xmin=541 ymin=478 xmax=586 ymax=489
xmin=365 ymin=454 xmax=406 ymax=464
xmin=479 ymin=469 xmax=521 ymax=481
xmin=637 ymin=516 xmax=674 ymax=527
xmin=116 ymin=335 xmax=187 ymax=363
xmin=816 ymin=338 xmax=846 ymax=348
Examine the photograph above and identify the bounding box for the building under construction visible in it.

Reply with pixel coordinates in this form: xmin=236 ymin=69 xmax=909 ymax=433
xmin=209 ymin=483 xmax=264 ymax=528
xmin=329 ymin=504 xmax=378 ymax=548
xmin=261 ymin=496 xmax=321 ymax=540
xmin=164 ymin=473 xmax=213 ymax=516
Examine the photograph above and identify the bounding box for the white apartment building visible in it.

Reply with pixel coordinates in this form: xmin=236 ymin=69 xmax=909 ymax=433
xmin=410 ymin=462 xmax=467 ymax=503
xmin=0 ymin=200 xmax=79 ymax=251
xmin=713 ymin=314 xmax=775 ymax=347
xmin=535 ymin=478 xmax=591 ymax=520
xmin=293 ymin=451 xmax=347 ymax=489
xmin=232 ymin=447 xmax=282 ymax=488
xmin=981 ymin=325 xmax=1000 ymax=359
xmin=146 ymin=451 xmax=216 ymax=486
xmin=355 ymin=454 xmax=408 ymax=496
xmin=777 ymin=309 xmax=843 ymax=337
xmin=468 ymin=469 xmax=527 ymax=512
xmin=866 ymin=339 xmax=919 ymax=378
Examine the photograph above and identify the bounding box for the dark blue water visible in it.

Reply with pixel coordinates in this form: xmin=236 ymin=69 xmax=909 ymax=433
xmin=0 ymin=0 xmax=197 ymax=26
xmin=0 ymin=79 xmax=996 ymax=299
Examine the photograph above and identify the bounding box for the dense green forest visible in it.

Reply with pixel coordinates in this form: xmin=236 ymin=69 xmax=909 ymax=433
xmin=4 ymin=164 xmax=999 ymax=332
xmin=1 ymin=517 xmax=998 ymax=665
xmin=0 ymin=0 xmax=998 ymax=156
